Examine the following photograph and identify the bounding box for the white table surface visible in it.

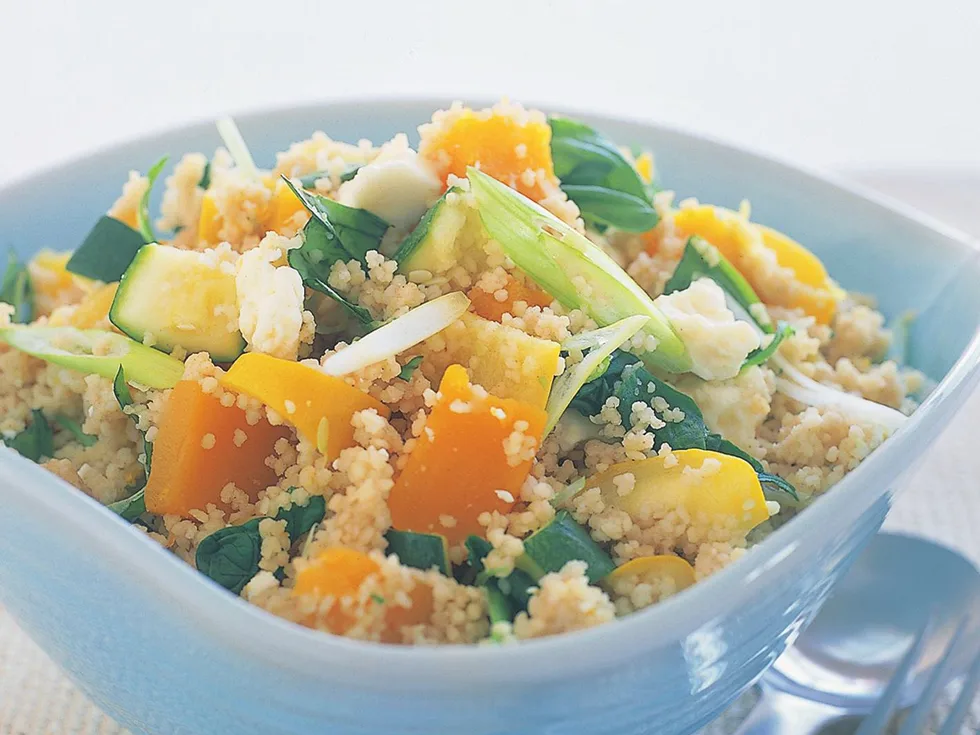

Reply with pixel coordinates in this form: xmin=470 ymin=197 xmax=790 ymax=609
xmin=1 ymin=172 xmax=978 ymax=734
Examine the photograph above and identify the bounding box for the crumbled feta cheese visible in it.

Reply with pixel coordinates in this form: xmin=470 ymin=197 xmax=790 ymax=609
xmin=236 ymin=233 xmax=308 ymax=360
xmin=654 ymin=278 xmax=761 ymax=381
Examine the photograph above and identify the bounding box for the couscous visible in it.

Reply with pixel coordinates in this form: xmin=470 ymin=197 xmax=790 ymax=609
xmin=0 ymin=101 xmax=920 ymax=645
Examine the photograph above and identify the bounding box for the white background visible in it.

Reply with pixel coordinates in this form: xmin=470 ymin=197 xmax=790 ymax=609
xmin=1 ymin=0 xmax=978 ymax=185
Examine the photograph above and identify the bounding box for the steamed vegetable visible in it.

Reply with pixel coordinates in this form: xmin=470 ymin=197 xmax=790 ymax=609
xmin=393 ymin=187 xmax=471 ymax=273
xmin=549 ymin=116 xmax=657 ymax=232
xmin=604 ymin=555 xmax=696 ymax=599
xmin=70 ymin=283 xmax=118 ymax=329
xmin=136 ymin=157 xmax=168 ymax=243
xmin=385 ymin=529 xmax=451 ymax=575
xmin=388 ymin=364 xmax=547 ymax=546
xmin=467 ymin=274 xmax=552 ymax=323
xmin=518 ymin=510 xmax=616 ymax=583
xmin=589 ymin=449 xmax=770 ymax=537
xmin=144 ymin=380 xmax=289 ymax=516
xmin=1 ymin=251 xmax=34 ymax=324
xmin=66 ymin=216 xmax=146 ymax=283
xmin=109 ymin=244 xmax=245 ymax=361
xmin=0 ymin=326 xmax=184 ymax=389
xmin=320 ymin=292 xmax=471 ymax=377
xmin=544 ymin=315 xmax=649 ymax=434
xmin=6 ymin=409 xmax=53 ymax=462
xmin=468 ymin=167 xmax=691 ymax=374
xmin=464 ymin=534 xmax=536 ymax=620
xmin=220 ymin=352 xmax=390 ymax=461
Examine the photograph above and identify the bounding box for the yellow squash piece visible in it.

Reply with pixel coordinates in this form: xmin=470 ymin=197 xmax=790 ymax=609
xmin=672 ymin=205 xmax=840 ymax=324
xmin=426 ymin=312 xmax=560 ymax=410
xmin=220 ymin=353 xmax=390 ymax=461
xmin=590 ymin=449 xmax=769 ymax=537
xmin=605 ymin=555 xmax=696 ymax=599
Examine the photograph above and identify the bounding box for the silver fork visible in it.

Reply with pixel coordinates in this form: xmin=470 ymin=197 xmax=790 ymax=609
xmin=855 ymin=616 xmax=980 ymax=735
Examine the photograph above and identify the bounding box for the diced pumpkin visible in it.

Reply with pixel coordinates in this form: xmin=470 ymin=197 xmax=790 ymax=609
xmin=426 ymin=312 xmax=560 ymax=410
xmin=262 ymin=176 xmax=310 ymax=235
xmin=589 ymin=449 xmax=769 ymax=538
xmin=70 ymin=283 xmax=119 ymax=328
xmin=294 ymin=547 xmax=433 ymax=642
xmin=220 ymin=353 xmax=390 ymax=461
xmin=419 ymin=104 xmax=559 ymax=201
xmin=672 ymin=205 xmax=840 ymax=324
xmin=145 ymin=380 xmax=289 ymax=517
xmin=28 ymin=250 xmax=90 ymax=312
xmin=388 ymin=364 xmax=547 ymax=546
xmin=604 ymin=555 xmax=696 ymax=600
xmin=198 ymin=191 xmax=221 ymax=245
xmin=467 ymin=275 xmax=552 ymax=323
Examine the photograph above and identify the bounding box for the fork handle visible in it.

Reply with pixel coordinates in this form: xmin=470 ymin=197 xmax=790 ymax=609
xmin=730 ymin=689 xmax=848 ymax=735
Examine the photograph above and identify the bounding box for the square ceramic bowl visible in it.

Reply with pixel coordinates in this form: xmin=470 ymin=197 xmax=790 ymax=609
xmin=1 ymin=100 xmax=978 ymax=735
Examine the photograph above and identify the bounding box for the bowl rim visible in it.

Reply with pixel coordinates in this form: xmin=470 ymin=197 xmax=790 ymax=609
xmin=3 ymin=97 xmax=980 ymax=684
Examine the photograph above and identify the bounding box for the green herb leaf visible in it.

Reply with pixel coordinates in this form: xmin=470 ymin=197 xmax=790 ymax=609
xmin=397 ymin=355 xmax=424 ymax=381
xmin=1 ymin=251 xmax=34 ymax=324
xmin=113 ymin=367 xmax=152 ymax=473
xmin=298 ymin=163 xmax=362 ymax=189
xmin=281 ymin=176 xmax=389 ymax=264
xmin=54 ymin=414 xmax=97 ymax=448
xmin=7 ymin=409 xmax=53 ymax=462
xmin=665 ymin=237 xmax=773 ymax=333
xmin=107 ymin=488 xmax=146 ymax=522
xmin=704 ymin=433 xmax=763 ymax=472
xmin=559 ymin=184 xmax=659 ymax=232
xmin=758 ymin=472 xmax=800 ymax=505
xmin=195 ymin=519 xmax=263 ymax=595
xmin=288 ymin=241 xmax=378 ymax=327
xmin=66 ymin=216 xmax=146 ymax=282
xmin=137 ymin=157 xmax=169 ymax=243
xmin=198 ymin=161 xmax=211 ymax=190
xmin=548 ymin=117 xmax=656 ymax=232
xmin=744 ymin=322 xmax=794 ymax=368
xmin=274 ymin=493 xmax=326 ymax=541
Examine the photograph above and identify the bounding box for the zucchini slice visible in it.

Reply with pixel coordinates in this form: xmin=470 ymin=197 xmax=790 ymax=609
xmin=518 ymin=510 xmax=615 ymax=583
xmin=385 ymin=529 xmax=450 ymax=576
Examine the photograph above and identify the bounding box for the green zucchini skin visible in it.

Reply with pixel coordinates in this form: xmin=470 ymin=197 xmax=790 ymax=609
xmin=385 ymin=529 xmax=451 ymax=576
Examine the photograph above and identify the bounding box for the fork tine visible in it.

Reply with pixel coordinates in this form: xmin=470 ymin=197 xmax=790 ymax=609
xmin=897 ymin=617 xmax=971 ymax=735
xmin=854 ymin=616 xmax=934 ymax=735
xmin=937 ymin=645 xmax=980 ymax=735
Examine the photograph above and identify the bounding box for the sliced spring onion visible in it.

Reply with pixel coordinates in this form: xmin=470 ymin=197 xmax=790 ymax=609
xmin=320 ymin=292 xmax=470 ymax=376
xmin=468 ymin=167 xmax=691 ymax=374
xmin=216 ymin=117 xmax=259 ymax=179
xmin=544 ymin=315 xmax=649 ymax=434
xmin=136 ymin=156 xmax=169 ymax=243
xmin=0 ymin=326 xmax=184 ymax=390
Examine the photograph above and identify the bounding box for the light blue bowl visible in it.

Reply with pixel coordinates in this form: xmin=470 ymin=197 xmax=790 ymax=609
xmin=1 ymin=100 xmax=978 ymax=735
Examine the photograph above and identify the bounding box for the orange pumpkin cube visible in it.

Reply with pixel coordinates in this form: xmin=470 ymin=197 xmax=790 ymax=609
xmin=388 ymin=364 xmax=547 ymax=546
xmin=145 ymin=380 xmax=290 ymax=516
xmin=467 ymin=275 xmax=552 ymax=323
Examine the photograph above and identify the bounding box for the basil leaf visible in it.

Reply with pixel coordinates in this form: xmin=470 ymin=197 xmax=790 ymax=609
xmin=66 ymin=216 xmax=146 ymax=282
xmin=113 ymin=367 xmax=152 ymax=474
xmin=744 ymin=322 xmax=794 ymax=368
xmin=7 ymin=409 xmax=53 ymax=462
xmin=548 ymin=117 xmax=656 ymax=232
xmin=559 ymin=184 xmax=659 ymax=233
xmin=397 ymin=355 xmax=423 ymax=381
xmin=0 ymin=251 xmax=34 ymax=324
xmin=107 ymin=488 xmax=146 ymax=522
xmin=274 ymin=494 xmax=326 ymax=540
xmin=281 ymin=176 xmax=388 ymax=264
xmin=616 ymin=361 xmax=708 ymax=450
xmin=665 ymin=237 xmax=773 ymax=333
xmin=195 ymin=519 xmax=264 ymax=594
xmin=137 ymin=156 xmax=169 ymax=243
xmin=288 ymin=242 xmax=378 ymax=328
xmin=198 ymin=160 xmax=211 ymax=190
xmin=54 ymin=414 xmax=97 ymax=448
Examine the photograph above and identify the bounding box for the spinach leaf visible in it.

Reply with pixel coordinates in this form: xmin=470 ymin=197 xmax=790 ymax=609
xmin=759 ymin=472 xmax=800 ymax=505
xmin=274 ymin=494 xmax=326 ymax=540
xmin=704 ymin=433 xmax=762 ymax=472
xmin=288 ymin=241 xmax=378 ymax=328
xmin=281 ymin=177 xmax=388 ymax=264
xmin=195 ymin=519 xmax=264 ymax=594
xmin=397 ymin=355 xmax=423 ymax=381
xmin=198 ymin=161 xmax=211 ymax=190
xmin=559 ymin=184 xmax=659 ymax=233
xmin=113 ymin=367 xmax=152 ymax=473
xmin=107 ymin=488 xmax=146 ymax=522
xmin=7 ymin=409 xmax=53 ymax=462
xmin=744 ymin=322 xmax=794 ymax=368
xmin=1 ymin=251 xmax=34 ymax=324
xmin=548 ymin=117 xmax=657 ymax=232
xmin=298 ymin=163 xmax=362 ymax=189
xmin=54 ymin=414 xmax=97 ymax=448
xmin=66 ymin=216 xmax=146 ymax=282
xmin=137 ymin=156 xmax=169 ymax=243
xmin=665 ymin=237 xmax=773 ymax=333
